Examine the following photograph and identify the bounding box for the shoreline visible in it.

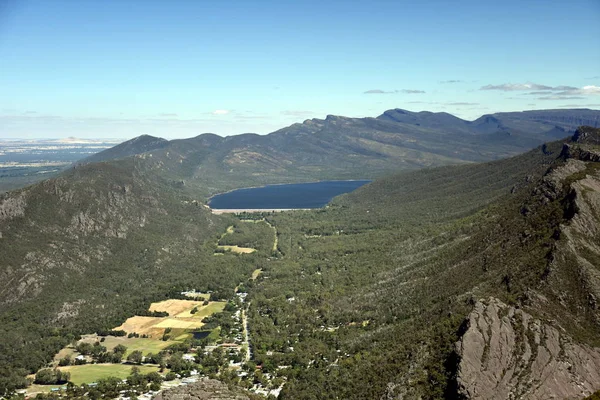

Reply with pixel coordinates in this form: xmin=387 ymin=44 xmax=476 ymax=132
xmin=211 ymin=208 xmax=311 ymax=214
xmin=206 ymin=179 xmax=372 ymax=205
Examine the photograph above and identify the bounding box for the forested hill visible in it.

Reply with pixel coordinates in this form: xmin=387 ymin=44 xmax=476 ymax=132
xmin=81 ymin=108 xmax=600 ymax=195
xmin=81 ymin=134 xmax=169 ymax=164
xmin=246 ymin=126 xmax=600 ymax=398
xmin=2 ymin=124 xmax=600 ymax=397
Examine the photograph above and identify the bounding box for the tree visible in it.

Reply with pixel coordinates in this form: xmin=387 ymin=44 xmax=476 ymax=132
xmin=34 ymin=368 xmax=57 ymax=384
xmin=34 ymin=368 xmax=70 ymax=384
xmin=145 ymin=372 xmax=163 ymax=384
xmin=165 ymin=372 xmax=177 ymax=381
xmin=58 ymin=355 xmax=71 ymax=366
xmin=127 ymin=350 xmax=143 ymax=365
xmin=113 ymin=344 xmax=128 ymax=354
xmin=75 ymin=342 xmax=93 ymax=355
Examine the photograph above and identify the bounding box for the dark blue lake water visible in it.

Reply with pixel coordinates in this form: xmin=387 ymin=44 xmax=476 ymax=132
xmin=208 ymin=180 xmax=371 ymax=210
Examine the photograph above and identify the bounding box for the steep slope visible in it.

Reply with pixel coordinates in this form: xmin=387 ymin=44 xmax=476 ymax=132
xmin=244 ymin=127 xmax=600 ymax=399
xmin=454 ymin=128 xmax=600 ymax=399
xmin=0 ymin=157 xmax=256 ymax=393
xmin=2 ymin=120 xmax=600 ymax=397
xmin=455 ymin=298 xmax=600 ymax=400
xmin=80 ymin=134 xmax=169 ymax=164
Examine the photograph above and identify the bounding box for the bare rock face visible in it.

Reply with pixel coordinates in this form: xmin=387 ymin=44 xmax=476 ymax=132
xmin=153 ymin=379 xmax=249 ymax=400
xmin=455 ymin=298 xmax=600 ymax=400
xmin=0 ymin=192 xmax=26 ymax=221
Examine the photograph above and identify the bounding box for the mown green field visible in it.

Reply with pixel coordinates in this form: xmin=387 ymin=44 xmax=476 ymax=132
xmin=96 ymin=336 xmax=172 ymax=357
xmin=190 ymin=301 xmax=226 ymax=319
xmin=59 ymin=364 xmax=159 ymax=385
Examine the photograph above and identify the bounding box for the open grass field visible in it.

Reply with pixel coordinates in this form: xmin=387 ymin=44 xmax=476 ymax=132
xmin=26 ymin=384 xmax=63 ymax=395
xmin=58 ymin=364 xmax=159 ymax=385
xmin=114 ymin=299 xmax=225 ymax=335
xmin=252 ymin=268 xmax=262 ymax=280
xmin=177 ymin=301 xmax=226 ymax=319
xmin=43 ymin=298 xmax=227 ymax=384
xmin=80 ymin=335 xmax=172 ymax=356
xmin=114 ymin=316 xmax=165 ymax=337
xmin=52 ymin=346 xmax=77 ymax=365
xmin=215 ymin=224 xmax=257 ymax=254
xmin=154 ymin=318 xmax=203 ymax=329
xmin=216 ymin=245 xmax=256 ymax=254
xmin=150 ymin=299 xmax=203 ymax=315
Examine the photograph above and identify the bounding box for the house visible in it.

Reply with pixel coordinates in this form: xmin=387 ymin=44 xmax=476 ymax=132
xmin=182 ymin=353 xmax=195 ymax=361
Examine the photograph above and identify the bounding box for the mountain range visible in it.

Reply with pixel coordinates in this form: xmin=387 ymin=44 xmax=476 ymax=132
xmin=1 ymin=108 xmax=600 ymax=398
xmin=80 ymin=108 xmax=600 ymax=195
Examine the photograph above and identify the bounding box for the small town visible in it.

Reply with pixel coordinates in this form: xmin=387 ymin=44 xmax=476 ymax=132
xmin=14 ymin=286 xmax=284 ymax=400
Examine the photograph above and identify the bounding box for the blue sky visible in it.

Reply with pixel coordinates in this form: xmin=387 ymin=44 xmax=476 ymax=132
xmin=0 ymin=0 xmax=599 ymax=139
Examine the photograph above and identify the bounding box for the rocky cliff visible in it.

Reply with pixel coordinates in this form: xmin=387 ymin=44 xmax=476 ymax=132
xmin=454 ymin=127 xmax=600 ymax=399
xmin=455 ymin=298 xmax=600 ymax=400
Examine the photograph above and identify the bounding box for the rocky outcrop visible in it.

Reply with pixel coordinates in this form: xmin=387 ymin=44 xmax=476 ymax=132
xmin=455 ymin=298 xmax=600 ymax=400
xmin=561 ymin=144 xmax=600 ymax=163
xmin=561 ymin=126 xmax=600 ymax=163
xmin=0 ymin=192 xmax=26 ymax=221
xmin=152 ymin=379 xmax=249 ymax=400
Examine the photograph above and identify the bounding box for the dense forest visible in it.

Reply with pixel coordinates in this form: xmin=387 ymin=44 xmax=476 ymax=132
xmin=1 ymin=128 xmax=600 ymax=398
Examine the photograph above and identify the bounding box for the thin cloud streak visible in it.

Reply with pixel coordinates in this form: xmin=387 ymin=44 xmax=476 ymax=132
xmin=480 ymin=83 xmax=578 ymax=91
xmin=364 ymin=89 xmax=425 ymax=94
xmin=538 ymin=96 xmax=585 ymax=101
xmin=281 ymin=110 xmax=316 ymax=117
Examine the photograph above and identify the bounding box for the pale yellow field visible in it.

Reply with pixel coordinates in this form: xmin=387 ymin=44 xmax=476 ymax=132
xmin=217 ymin=245 xmax=256 ymax=254
xmin=150 ymin=299 xmax=203 ymax=315
xmin=113 ymin=299 xmax=225 ymax=335
xmin=38 ymin=298 xmax=228 ymax=388
xmin=154 ymin=318 xmax=202 ymax=329
xmin=114 ymin=316 xmax=165 ymax=337
xmin=183 ymin=292 xmax=211 ymax=300
xmin=252 ymin=268 xmax=262 ymax=280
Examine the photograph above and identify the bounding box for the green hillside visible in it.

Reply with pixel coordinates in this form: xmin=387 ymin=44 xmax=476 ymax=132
xmin=1 ymin=127 xmax=600 ymax=398
xmin=81 ymin=108 xmax=600 ymax=197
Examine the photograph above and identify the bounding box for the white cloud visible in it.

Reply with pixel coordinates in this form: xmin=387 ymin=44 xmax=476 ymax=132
xmin=538 ymin=96 xmax=585 ymax=101
xmin=363 ymin=89 xmax=425 ymax=94
xmin=364 ymin=89 xmax=391 ymax=94
xmin=479 ymin=83 xmax=574 ymax=91
xmin=571 ymin=85 xmax=600 ymax=95
xmin=482 ymin=83 xmax=600 ymax=99
xmin=212 ymin=109 xmax=230 ymax=115
xmin=401 ymin=89 xmax=425 ymax=94
xmin=556 ymin=103 xmax=600 ymax=108
xmin=281 ymin=110 xmax=316 ymax=117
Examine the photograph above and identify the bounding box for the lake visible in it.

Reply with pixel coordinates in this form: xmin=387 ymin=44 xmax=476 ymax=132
xmin=208 ymin=180 xmax=371 ymax=210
